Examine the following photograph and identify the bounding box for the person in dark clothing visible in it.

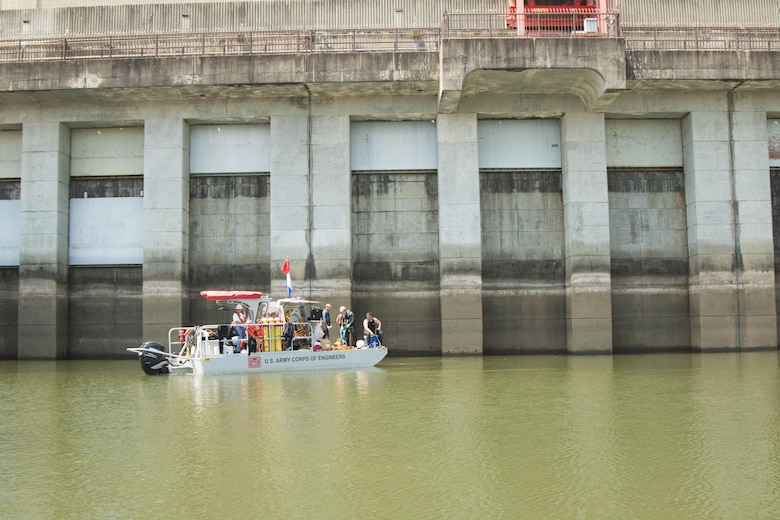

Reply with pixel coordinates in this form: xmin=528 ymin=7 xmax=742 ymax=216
xmin=362 ymin=312 xmax=383 ymax=347
xmin=322 ymin=303 xmax=332 ymax=340
xmin=336 ymin=305 xmax=355 ymax=346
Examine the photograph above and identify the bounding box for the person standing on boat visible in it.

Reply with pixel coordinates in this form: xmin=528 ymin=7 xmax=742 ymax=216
xmin=231 ymin=304 xmax=248 ymax=351
xmin=337 ymin=306 xmax=355 ymax=346
xmin=322 ymin=303 xmax=332 ymax=340
xmin=246 ymin=318 xmax=264 ymax=353
xmin=362 ymin=312 xmax=383 ymax=347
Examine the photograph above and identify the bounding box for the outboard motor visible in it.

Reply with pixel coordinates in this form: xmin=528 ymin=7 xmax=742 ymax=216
xmin=139 ymin=341 xmax=170 ymax=375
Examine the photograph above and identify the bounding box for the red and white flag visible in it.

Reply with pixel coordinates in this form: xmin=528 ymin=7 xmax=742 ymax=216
xmin=281 ymin=257 xmax=292 ymax=297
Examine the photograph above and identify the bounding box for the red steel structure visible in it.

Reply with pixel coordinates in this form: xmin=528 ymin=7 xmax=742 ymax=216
xmin=507 ymin=0 xmax=599 ymax=33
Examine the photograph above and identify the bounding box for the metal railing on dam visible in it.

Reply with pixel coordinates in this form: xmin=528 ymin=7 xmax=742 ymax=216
xmin=623 ymin=27 xmax=780 ymax=51
xmin=440 ymin=12 xmax=780 ymax=50
xmin=0 ymin=11 xmax=616 ymax=62
xmin=0 ymin=28 xmax=440 ymax=62
xmin=443 ymin=11 xmax=620 ymax=38
xmin=2 ymin=13 xmax=780 ymax=63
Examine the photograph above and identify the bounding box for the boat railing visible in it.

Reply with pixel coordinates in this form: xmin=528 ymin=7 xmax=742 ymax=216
xmin=287 ymin=320 xmax=322 ymax=350
xmin=167 ymin=318 xmax=323 ymax=356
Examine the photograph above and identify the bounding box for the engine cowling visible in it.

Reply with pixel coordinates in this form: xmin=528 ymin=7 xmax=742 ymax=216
xmin=139 ymin=341 xmax=170 ymax=375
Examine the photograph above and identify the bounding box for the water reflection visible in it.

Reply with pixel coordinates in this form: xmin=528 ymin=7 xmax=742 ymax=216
xmin=1 ymin=353 xmax=779 ymax=519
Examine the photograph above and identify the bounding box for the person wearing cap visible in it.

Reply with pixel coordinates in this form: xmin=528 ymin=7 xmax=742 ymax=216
xmin=336 ymin=305 xmax=355 ymax=346
xmin=231 ymin=304 xmax=248 ymax=352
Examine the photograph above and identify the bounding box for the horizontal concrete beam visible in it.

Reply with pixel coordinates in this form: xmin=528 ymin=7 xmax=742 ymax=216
xmin=627 ymin=50 xmax=780 ymax=86
xmin=0 ymin=52 xmax=440 ymax=103
xmin=4 ymin=44 xmax=780 ymax=109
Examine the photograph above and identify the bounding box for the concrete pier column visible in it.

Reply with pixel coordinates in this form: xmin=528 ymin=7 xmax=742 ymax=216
xmin=142 ymin=119 xmax=189 ymax=343
xmin=681 ymin=107 xmax=772 ymax=351
xmin=730 ymin=95 xmax=777 ymax=348
xmin=561 ymin=112 xmax=612 ymax=353
xmin=683 ymin=110 xmax=741 ymax=350
xmin=18 ymin=122 xmax=70 ymax=359
xmin=270 ymin=115 xmax=311 ymax=298
xmin=309 ymin=115 xmax=351 ymax=302
xmin=437 ymin=113 xmax=483 ymax=354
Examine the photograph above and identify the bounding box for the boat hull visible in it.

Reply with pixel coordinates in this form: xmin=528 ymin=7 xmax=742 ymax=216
xmin=169 ymin=347 xmax=388 ymax=375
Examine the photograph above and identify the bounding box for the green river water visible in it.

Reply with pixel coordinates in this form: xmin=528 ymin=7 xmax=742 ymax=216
xmin=1 ymin=352 xmax=779 ymax=519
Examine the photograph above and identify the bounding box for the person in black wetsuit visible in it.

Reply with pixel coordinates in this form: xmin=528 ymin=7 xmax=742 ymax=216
xmin=362 ymin=312 xmax=383 ymax=347
xmin=336 ymin=305 xmax=355 ymax=346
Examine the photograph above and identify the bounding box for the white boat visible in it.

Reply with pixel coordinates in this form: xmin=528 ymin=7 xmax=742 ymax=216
xmin=128 ymin=290 xmax=388 ymax=375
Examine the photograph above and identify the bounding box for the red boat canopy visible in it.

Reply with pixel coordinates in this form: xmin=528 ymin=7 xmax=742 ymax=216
xmin=200 ymin=290 xmax=263 ymax=301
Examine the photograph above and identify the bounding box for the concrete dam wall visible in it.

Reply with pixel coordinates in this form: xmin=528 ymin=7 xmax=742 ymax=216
xmin=1 ymin=4 xmax=780 ymax=358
